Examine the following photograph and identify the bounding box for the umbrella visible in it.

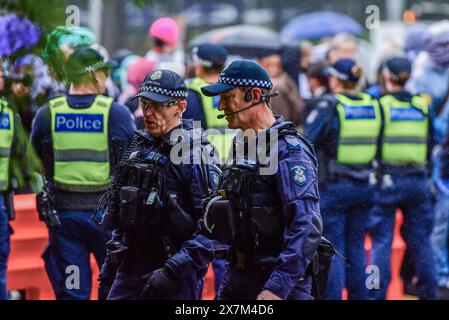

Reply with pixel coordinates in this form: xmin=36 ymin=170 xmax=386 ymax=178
xmin=0 ymin=14 xmax=41 ymax=57
xmin=189 ymin=24 xmax=282 ymax=58
xmin=280 ymin=11 xmax=363 ymax=41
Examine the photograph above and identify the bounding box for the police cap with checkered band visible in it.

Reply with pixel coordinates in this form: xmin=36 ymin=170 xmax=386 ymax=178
xmin=132 ymin=69 xmax=188 ymax=103
xmin=201 ymin=59 xmax=273 ymax=96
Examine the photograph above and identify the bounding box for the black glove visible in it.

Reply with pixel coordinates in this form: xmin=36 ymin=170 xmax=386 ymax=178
xmin=140 ymin=266 xmax=179 ymax=300
xmin=167 ymin=193 xmax=195 ymax=239
xmin=97 ymin=273 xmax=113 ymax=301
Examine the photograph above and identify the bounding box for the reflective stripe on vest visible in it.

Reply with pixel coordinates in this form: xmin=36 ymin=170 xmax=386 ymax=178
xmin=336 ymin=93 xmax=382 ymax=165
xmin=187 ymin=77 xmax=235 ymax=160
xmin=380 ymin=94 xmax=429 ymax=164
xmin=50 ymin=95 xmax=112 ymax=192
xmin=0 ymin=99 xmax=14 ymax=191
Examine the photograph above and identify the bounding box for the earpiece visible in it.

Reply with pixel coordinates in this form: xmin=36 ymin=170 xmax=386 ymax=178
xmin=244 ymin=90 xmax=253 ymax=102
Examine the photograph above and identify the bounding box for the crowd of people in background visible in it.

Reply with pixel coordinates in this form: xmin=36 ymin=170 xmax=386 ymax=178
xmin=2 ymin=15 xmax=449 ymax=300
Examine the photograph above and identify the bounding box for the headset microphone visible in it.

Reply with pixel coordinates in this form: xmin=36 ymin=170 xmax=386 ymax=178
xmin=217 ymin=91 xmax=279 ymax=119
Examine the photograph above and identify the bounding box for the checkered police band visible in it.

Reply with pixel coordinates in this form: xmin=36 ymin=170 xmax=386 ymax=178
xmin=217 ymin=76 xmax=273 ymax=90
xmin=80 ymin=61 xmax=109 ymax=74
xmin=138 ymin=85 xmax=188 ymax=98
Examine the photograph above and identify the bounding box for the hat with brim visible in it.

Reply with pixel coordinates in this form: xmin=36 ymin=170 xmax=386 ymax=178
xmin=201 ymin=83 xmax=235 ymax=97
xmin=131 ymin=91 xmax=172 ymax=103
xmin=201 ymin=59 xmax=273 ymax=97
xmin=80 ymin=60 xmax=117 ymax=74
xmin=131 ymin=69 xmax=188 ymax=102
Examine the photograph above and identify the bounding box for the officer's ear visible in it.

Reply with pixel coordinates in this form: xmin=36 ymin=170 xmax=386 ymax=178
xmin=251 ymin=87 xmax=263 ymax=103
xmin=176 ymin=99 xmax=187 ymax=115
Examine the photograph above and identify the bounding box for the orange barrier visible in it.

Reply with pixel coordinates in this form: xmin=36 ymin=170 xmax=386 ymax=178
xmin=202 ymin=264 xmax=216 ymax=300
xmin=7 ymin=193 xmax=99 ymax=300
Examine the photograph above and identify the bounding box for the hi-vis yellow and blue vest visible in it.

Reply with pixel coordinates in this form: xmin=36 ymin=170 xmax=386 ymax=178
xmin=187 ymin=77 xmax=235 ymax=160
xmin=336 ymin=93 xmax=382 ymax=165
xmin=0 ymin=99 xmax=14 ymax=191
xmin=49 ymin=95 xmax=112 ymax=192
xmin=379 ymin=94 xmax=429 ymax=165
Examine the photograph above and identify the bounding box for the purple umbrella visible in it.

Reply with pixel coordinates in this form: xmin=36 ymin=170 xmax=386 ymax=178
xmin=280 ymin=11 xmax=363 ymax=41
xmin=0 ymin=14 xmax=41 ymax=57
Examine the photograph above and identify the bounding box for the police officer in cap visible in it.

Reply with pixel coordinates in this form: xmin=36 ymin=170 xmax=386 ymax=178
xmin=102 ymin=69 xmax=221 ymax=300
xmin=31 ymin=47 xmax=136 ymax=299
xmin=304 ymin=58 xmax=381 ymax=300
xmin=160 ymin=59 xmax=323 ymax=300
xmin=369 ymin=56 xmax=437 ymax=300
xmin=185 ymin=43 xmax=235 ymax=162
xmin=0 ymin=95 xmax=25 ymax=300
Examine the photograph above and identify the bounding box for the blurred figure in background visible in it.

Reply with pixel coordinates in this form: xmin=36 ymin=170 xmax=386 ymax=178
xmin=304 ymin=61 xmax=331 ymax=120
xmin=118 ymin=57 xmax=155 ymax=129
xmin=404 ymin=24 xmax=428 ymax=64
xmin=407 ymin=21 xmax=449 ymax=142
xmin=369 ymin=57 xmax=437 ymax=300
xmin=327 ymin=33 xmax=358 ymax=64
xmin=259 ymin=52 xmax=304 ymax=128
xmin=406 ymin=21 xmax=449 ymax=299
xmin=184 ymin=43 xmax=235 ymax=163
xmin=298 ymin=41 xmax=313 ymax=101
xmin=1 ymin=55 xmax=54 ymax=133
xmin=146 ymin=17 xmax=185 ymax=77
xmin=304 ymin=59 xmax=381 ymax=300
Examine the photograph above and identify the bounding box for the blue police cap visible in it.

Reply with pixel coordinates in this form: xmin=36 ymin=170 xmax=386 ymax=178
xmin=328 ymin=58 xmax=361 ymax=82
xmin=192 ymin=43 xmax=228 ymax=67
xmin=385 ymin=57 xmax=412 ymax=78
xmin=201 ymin=59 xmax=273 ymax=96
xmin=132 ymin=69 xmax=188 ymax=103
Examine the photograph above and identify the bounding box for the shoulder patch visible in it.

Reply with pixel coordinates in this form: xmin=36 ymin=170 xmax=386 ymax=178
xmin=209 ymin=169 xmax=220 ymax=187
xmin=290 ymin=164 xmax=308 ymax=186
xmin=284 ymin=134 xmax=302 ymax=152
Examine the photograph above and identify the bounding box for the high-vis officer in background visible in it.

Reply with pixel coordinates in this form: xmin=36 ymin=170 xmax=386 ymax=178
xmin=101 ymin=69 xmax=221 ymax=300
xmin=184 ymin=43 xmax=232 ymax=292
xmin=304 ymin=58 xmax=381 ymax=300
xmin=369 ymin=57 xmax=437 ymax=300
xmin=0 ymin=96 xmax=22 ymax=300
xmin=185 ymin=43 xmax=235 ymax=162
xmin=30 ymin=47 xmax=136 ymax=299
xmin=163 ymin=59 xmax=323 ymax=300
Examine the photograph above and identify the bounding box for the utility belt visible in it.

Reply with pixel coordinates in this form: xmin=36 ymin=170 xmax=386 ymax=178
xmin=328 ymin=160 xmax=373 ymax=183
xmin=54 ymin=190 xmax=104 ymax=211
xmin=380 ymin=163 xmax=428 ymax=176
xmin=226 ymin=249 xmax=278 ymax=271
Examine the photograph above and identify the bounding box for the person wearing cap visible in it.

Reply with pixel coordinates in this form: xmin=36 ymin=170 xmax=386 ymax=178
xmin=145 ymin=17 xmax=186 ymax=77
xmin=368 ymin=57 xmax=437 ymax=300
xmin=185 ymin=43 xmax=235 ymax=161
xmin=164 ymin=59 xmax=322 ymax=300
xmin=101 ymin=69 xmax=220 ymax=300
xmin=0 ymin=95 xmax=27 ymax=300
xmin=183 ymin=43 xmax=231 ymax=293
xmin=30 ymin=47 xmax=136 ymax=300
xmin=304 ymin=58 xmax=381 ymax=300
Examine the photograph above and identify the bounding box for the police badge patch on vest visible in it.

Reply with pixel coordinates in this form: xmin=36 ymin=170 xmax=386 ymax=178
xmin=0 ymin=113 xmax=11 ymax=130
xmin=343 ymin=105 xmax=376 ymax=119
xmin=55 ymin=113 xmax=104 ymax=132
xmin=290 ymin=165 xmax=308 ymax=186
xmin=390 ymin=107 xmax=425 ymax=121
